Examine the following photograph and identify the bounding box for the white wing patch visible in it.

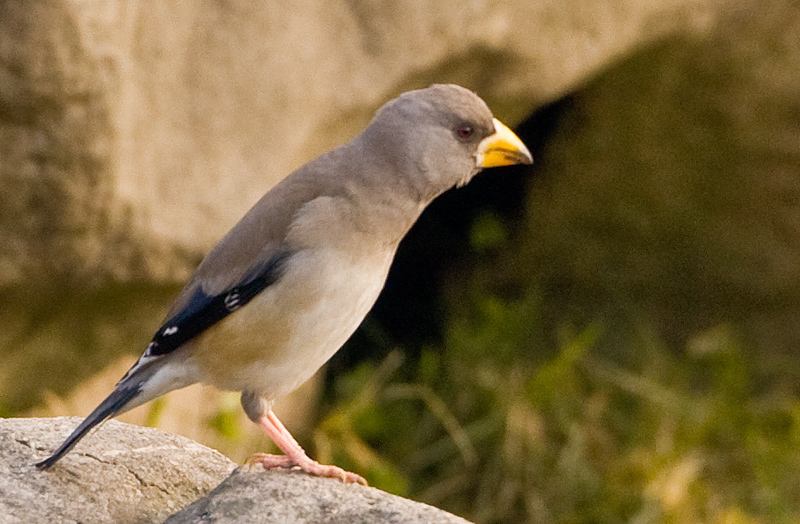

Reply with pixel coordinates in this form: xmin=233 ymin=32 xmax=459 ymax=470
xmin=224 ymin=291 xmax=241 ymax=311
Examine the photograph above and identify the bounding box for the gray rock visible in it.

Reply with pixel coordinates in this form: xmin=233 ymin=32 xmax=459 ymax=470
xmin=1 ymin=417 xmax=236 ymax=523
xmin=2 ymin=417 xmax=470 ymax=523
xmin=166 ymin=467 xmax=470 ymax=524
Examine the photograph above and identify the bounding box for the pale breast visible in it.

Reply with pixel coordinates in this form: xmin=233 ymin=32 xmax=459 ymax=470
xmin=191 ymin=246 xmax=393 ymax=397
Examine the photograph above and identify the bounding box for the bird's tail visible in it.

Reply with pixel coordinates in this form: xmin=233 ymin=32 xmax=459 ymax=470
xmin=35 ymin=361 xmax=163 ymax=470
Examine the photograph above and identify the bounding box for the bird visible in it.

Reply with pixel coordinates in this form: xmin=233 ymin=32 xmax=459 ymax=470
xmin=35 ymin=84 xmax=532 ymax=484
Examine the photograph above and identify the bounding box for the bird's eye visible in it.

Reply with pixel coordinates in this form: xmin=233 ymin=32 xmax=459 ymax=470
xmin=455 ymin=124 xmax=474 ymax=141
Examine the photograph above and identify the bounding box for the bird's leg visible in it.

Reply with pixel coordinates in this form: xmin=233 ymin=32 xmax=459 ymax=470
xmin=248 ymin=410 xmax=367 ymax=485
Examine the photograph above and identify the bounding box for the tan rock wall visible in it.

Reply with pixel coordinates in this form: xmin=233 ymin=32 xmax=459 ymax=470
xmin=0 ymin=0 xmax=721 ymax=286
xmin=516 ymin=0 xmax=800 ymax=346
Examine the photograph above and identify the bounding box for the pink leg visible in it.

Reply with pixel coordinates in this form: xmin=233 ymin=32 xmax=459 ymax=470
xmin=247 ymin=410 xmax=367 ymax=485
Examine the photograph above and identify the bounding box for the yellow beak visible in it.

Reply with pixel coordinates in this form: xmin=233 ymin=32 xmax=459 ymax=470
xmin=476 ymin=118 xmax=533 ymax=168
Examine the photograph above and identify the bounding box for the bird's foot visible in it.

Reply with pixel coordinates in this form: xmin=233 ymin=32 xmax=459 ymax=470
xmin=245 ymin=453 xmax=294 ymax=469
xmin=246 ymin=452 xmax=367 ymax=485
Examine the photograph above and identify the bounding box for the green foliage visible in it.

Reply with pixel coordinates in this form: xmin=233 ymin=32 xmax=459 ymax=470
xmin=315 ymin=289 xmax=800 ymax=523
xmin=208 ymin=393 xmax=246 ymax=441
xmin=469 ymin=211 xmax=509 ymax=252
xmin=144 ymin=397 xmax=166 ymax=428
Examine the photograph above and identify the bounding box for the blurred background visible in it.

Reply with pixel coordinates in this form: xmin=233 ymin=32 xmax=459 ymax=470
xmin=2 ymin=0 xmax=800 ymax=522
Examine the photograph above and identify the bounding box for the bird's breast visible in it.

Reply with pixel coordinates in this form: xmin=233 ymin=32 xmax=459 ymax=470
xmin=191 ymin=246 xmax=393 ymax=397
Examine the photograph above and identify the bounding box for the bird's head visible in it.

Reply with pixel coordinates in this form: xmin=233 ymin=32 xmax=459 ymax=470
xmin=363 ymin=84 xmax=532 ymax=200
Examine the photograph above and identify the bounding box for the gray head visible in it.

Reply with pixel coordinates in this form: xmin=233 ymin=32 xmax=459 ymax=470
xmin=359 ymin=84 xmax=532 ymax=201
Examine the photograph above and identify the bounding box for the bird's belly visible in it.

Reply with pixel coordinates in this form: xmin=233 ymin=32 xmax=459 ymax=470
xmin=192 ymin=248 xmax=392 ymax=397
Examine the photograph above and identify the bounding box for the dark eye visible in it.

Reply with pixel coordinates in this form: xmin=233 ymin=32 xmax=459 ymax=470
xmin=455 ymin=124 xmax=474 ymax=141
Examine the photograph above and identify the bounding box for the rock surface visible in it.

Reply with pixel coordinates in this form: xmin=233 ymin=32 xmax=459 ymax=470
xmin=1 ymin=417 xmax=236 ymax=523
xmin=0 ymin=0 xmax=720 ymax=286
xmin=1 ymin=417 xmax=470 ymax=523
xmin=514 ymin=0 xmax=800 ymax=348
xmin=0 ymin=0 xmax=726 ymax=425
xmin=166 ymin=468 xmax=470 ymax=524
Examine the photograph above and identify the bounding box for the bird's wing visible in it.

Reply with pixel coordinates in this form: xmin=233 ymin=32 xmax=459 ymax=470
xmin=121 ymin=145 xmax=353 ymax=379
xmin=144 ymin=249 xmax=291 ymax=358
xmin=35 ymin=248 xmax=291 ymax=469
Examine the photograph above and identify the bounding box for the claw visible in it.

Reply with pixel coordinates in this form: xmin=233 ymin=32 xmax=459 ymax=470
xmin=250 ymin=410 xmax=368 ymax=485
xmin=246 ymin=452 xmax=367 ymax=485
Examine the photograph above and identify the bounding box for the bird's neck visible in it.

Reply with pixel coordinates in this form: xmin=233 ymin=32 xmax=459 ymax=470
xmin=346 ymin=183 xmax=427 ymax=248
xmin=352 ymin=129 xmax=448 ymax=203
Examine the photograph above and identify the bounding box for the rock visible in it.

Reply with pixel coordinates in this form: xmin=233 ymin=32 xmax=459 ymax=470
xmin=513 ymin=0 xmax=800 ymax=348
xmin=0 ymin=0 xmax=721 ymax=287
xmin=2 ymin=417 xmax=469 ymax=523
xmin=166 ymin=467 xmax=470 ymax=524
xmin=0 ymin=0 xmax=724 ymax=408
xmin=0 ymin=417 xmax=236 ymax=523
xmin=0 ymin=0 xmax=724 ymax=415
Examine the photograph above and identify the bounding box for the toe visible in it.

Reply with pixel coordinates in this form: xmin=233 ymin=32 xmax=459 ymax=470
xmin=245 ymin=453 xmax=295 ymax=470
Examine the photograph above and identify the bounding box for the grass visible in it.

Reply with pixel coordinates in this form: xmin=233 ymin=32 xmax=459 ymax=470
xmin=310 ymin=290 xmax=800 ymax=523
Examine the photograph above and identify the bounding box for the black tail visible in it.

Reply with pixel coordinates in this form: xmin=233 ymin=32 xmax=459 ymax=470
xmin=35 ymin=379 xmax=144 ymax=470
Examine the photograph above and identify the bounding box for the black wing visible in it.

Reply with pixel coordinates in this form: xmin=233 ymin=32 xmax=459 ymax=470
xmin=144 ymin=251 xmax=291 ymax=357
